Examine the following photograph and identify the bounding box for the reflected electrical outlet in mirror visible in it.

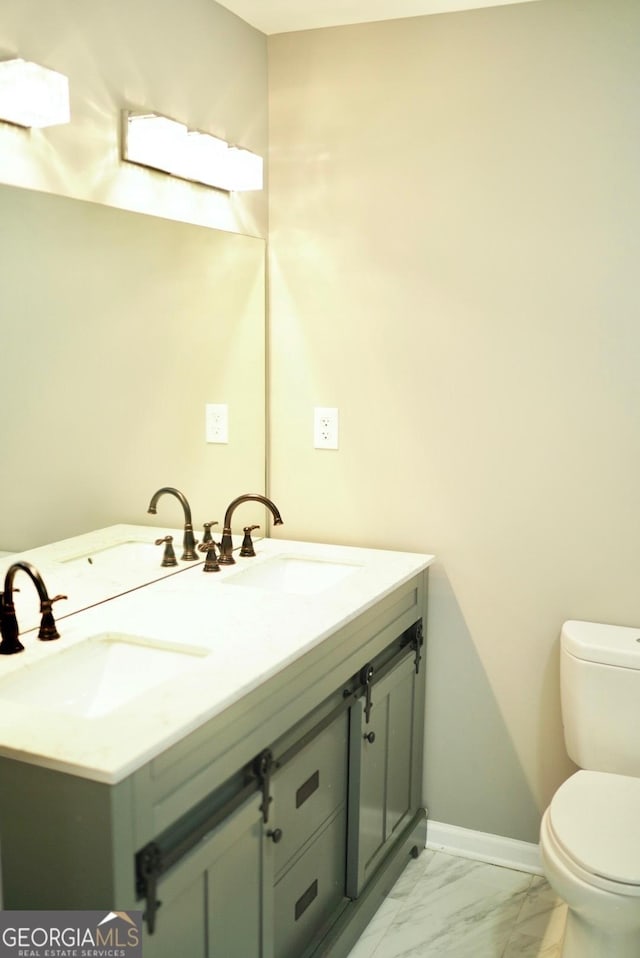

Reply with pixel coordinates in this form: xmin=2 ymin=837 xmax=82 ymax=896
xmin=206 ymin=403 xmax=229 ymax=444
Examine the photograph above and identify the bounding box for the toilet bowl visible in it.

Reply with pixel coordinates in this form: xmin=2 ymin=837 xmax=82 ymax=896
xmin=540 ymin=769 xmax=640 ymax=958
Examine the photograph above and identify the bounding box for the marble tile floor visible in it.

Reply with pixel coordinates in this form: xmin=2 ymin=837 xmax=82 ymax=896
xmin=347 ymin=850 xmax=567 ymax=958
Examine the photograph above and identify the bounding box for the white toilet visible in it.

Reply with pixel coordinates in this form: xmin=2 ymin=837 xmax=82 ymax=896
xmin=540 ymin=620 xmax=640 ymax=958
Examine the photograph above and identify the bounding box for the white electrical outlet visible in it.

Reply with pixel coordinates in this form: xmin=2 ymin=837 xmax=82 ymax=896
xmin=313 ymin=406 xmax=339 ymax=449
xmin=206 ymin=403 xmax=229 ymax=444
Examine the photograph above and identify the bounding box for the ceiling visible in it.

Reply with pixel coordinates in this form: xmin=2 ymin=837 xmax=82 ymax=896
xmin=215 ymin=0 xmax=538 ymax=35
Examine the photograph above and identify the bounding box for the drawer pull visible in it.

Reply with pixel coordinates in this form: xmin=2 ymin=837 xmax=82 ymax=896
xmin=267 ymin=828 xmax=283 ymax=844
xmin=295 ymin=878 xmax=318 ymax=921
xmin=296 ymin=769 xmax=320 ymax=809
xmin=363 ymin=731 xmax=376 ymax=744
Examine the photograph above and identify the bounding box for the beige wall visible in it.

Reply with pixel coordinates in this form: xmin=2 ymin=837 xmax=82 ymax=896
xmin=0 ymin=0 xmax=268 ymax=550
xmin=268 ymin=0 xmax=640 ymax=842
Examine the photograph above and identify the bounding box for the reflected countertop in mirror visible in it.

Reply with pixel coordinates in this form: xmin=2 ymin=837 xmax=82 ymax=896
xmin=0 ymin=523 xmax=255 ymax=634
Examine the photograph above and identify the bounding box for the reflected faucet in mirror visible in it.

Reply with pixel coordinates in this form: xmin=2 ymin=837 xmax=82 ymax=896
xmin=202 ymin=521 xmax=218 ymax=545
xmin=218 ymin=494 xmax=283 ymax=565
xmin=0 ymin=562 xmax=67 ymax=655
xmin=147 ymin=487 xmax=198 ymax=561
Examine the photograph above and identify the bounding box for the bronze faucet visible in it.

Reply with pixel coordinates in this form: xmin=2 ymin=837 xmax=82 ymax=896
xmin=0 ymin=562 xmax=67 ymax=655
xmin=218 ymin=494 xmax=283 ymax=565
xmin=147 ymin=487 xmax=198 ymax=561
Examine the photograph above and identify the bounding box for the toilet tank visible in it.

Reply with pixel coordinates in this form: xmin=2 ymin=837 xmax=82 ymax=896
xmin=561 ymin=620 xmax=640 ymax=776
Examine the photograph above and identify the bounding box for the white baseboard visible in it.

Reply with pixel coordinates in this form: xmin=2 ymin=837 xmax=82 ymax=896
xmin=426 ymin=820 xmax=543 ymax=876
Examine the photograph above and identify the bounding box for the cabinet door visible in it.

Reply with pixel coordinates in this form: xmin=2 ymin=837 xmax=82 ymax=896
xmin=347 ymin=654 xmax=418 ymax=897
xmin=143 ymin=793 xmax=271 ymax=958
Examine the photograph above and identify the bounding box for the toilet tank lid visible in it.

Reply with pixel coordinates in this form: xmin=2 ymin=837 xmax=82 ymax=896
xmin=549 ymin=770 xmax=640 ymax=885
xmin=561 ymin=620 xmax=640 ymax=670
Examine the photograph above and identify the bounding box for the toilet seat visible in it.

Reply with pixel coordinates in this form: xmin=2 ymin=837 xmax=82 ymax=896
xmin=548 ymin=770 xmax=640 ymax=890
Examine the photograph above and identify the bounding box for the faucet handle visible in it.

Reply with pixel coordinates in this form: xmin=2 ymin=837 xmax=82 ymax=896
xmin=198 ymin=540 xmax=221 ymax=573
xmin=155 ymin=536 xmax=178 ymax=568
xmin=38 ymin=593 xmax=67 ymax=642
xmin=240 ymin=524 xmax=260 ymax=558
xmin=202 ymin=521 xmax=219 ymax=545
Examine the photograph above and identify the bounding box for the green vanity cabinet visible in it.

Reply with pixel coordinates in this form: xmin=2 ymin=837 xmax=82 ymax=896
xmin=0 ymin=569 xmax=429 ymax=958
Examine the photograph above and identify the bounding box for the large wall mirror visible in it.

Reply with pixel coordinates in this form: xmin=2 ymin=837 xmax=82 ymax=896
xmin=0 ymin=184 xmax=265 ymax=552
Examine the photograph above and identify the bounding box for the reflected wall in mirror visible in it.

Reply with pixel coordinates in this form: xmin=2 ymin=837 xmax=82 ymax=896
xmin=0 ymin=184 xmax=265 ymax=552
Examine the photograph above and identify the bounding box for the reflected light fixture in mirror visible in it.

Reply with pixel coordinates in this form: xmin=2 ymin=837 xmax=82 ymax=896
xmin=0 ymin=58 xmax=70 ymax=128
xmin=123 ymin=111 xmax=263 ymax=192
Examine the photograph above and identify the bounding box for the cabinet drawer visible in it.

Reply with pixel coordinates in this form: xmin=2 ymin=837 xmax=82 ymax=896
xmin=273 ymin=711 xmax=348 ymax=877
xmin=274 ymin=806 xmax=347 ymax=958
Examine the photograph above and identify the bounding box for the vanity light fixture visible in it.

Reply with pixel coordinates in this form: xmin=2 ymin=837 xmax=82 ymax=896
xmin=123 ymin=111 xmax=263 ymax=192
xmin=0 ymin=58 xmax=70 ymax=128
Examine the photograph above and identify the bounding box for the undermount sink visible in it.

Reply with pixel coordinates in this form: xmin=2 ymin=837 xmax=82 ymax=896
xmin=223 ymin=554 xmax=361 ymax=595
xmin=0 ymin=633 xmax=209 ymax=718
xmin=59 ymin=540 xmax=163 ymax=575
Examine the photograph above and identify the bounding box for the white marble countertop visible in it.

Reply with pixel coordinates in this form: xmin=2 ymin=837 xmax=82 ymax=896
xmin=0 ymin=531 xmax=433 ymax=784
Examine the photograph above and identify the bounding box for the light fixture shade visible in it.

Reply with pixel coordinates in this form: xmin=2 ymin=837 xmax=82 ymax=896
xmin=126 ymin=114 xmax=188 ymax=174
xmin=123 ymin=111 xmax=263 ymax=193
xmin=183 ymin=130 xmax=230 ymax=186
xmin=0 ymin=58 xmax=70 ymax=128
xmin=226 ymin=147 xmax=263 ymax=192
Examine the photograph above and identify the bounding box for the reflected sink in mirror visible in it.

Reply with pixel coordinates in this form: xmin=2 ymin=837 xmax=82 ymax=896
xmin=223 ymin=555 xmax=361 ymax=595
xmin=0 ymin=633 xmax=209 ymax=718
xmin=59 ymin=540 xmax=163 ymax=575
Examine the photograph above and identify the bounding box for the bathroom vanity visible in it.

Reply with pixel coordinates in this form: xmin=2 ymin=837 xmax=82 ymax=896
xmin=0 ymin=529 xmax=433 ymax=958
